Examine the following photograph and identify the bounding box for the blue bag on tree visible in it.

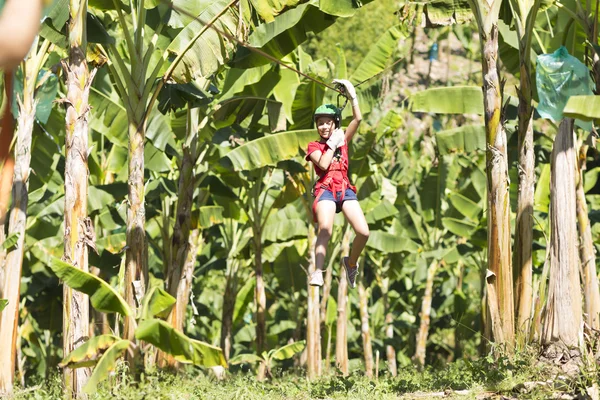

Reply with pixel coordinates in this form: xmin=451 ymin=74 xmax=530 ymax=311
xmin=536 ymin=46 xmax=594 ymax=128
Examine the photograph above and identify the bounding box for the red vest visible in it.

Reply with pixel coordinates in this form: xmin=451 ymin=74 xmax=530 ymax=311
xmin=305 ymin=141 xmax=357 ymax=221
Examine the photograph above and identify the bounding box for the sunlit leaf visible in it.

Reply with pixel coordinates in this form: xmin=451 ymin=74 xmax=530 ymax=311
xmin=411 ymin=86 xmax=483 ymax=114
xmin=269 ymin=340 xmax=305 ymax=361
xmin=59 ymin=334 xmax=121 ymax=368
xmin=83 ymin=340 xmax=131 ymax=394
xmin=49 ymin=257 xmax=132 ymax=316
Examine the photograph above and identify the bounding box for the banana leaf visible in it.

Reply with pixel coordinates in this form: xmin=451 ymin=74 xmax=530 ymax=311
xmin=435 ymin=125 xmax=486 ymax=155
xmin=0 ymin=299 xmax=7 ymax=313
xmin=49 ymin=258 xmax=132 ymax=316
xmin=59 ymin=334 xmax=122 ymax=368
xmin=534 ymin=163 xmax=550 ymax=213
xmin=135 ymin=319 xmax=227 ymax=367
xmin=423 ymin=0 xmax=472 ymax=27
xmin=83 ymin=340 xmax=131 ymax=394
xmin=231 ymin=3 xmax=337 ymax=68
xmin=229 ymin=353 xmax=263 ymax=365
xmin=221 ymin=129 xmax=315 ymax=170
xmin=410 ymin=86 xmax=484 ymax=114
xmin=166 ymin=0 xmax=239 ymax=83
xmin=350 ymin=25 xmax=403 ymax=84
xmin=366 ymin=231 xmax=420 ymax=253
xmin=563 ymin=95 xmax=600 ymax=121
xmin=140 ymin=286 xmax=176 ymax=320
xmin=197 ymin=206 xmax=225 ymax=229
xmin=268 ymin=340 xmax=305 ymax=361
xmin=441 ymin=217 xmax=478 ymax=237
xmin=250 ymin=0 xmax=303 ymax=22
xmin=448 ymin=192 xmax=482 ymax=221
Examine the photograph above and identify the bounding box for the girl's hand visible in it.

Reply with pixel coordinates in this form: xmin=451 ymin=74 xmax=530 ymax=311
xmin=326 ymin=128 xmax=345 ymax=150
xmin=333 ymin=79 xmax=358 ymax=107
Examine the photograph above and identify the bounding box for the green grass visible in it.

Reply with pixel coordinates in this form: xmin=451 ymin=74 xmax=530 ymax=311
xmin=11 ymin=349 xmax=569 ymax=400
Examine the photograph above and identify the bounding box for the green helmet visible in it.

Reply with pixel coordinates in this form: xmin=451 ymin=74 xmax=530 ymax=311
xmin=314 ymin=104 xmax=341 ymax=128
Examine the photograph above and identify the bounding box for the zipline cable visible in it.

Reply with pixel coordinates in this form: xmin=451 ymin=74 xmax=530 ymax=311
xmin=162 ymin=0 xmax=403 ymax=95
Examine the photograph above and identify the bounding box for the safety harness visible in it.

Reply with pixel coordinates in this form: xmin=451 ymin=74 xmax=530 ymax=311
xmin=311 ymin=145 xmax=356 ymax=222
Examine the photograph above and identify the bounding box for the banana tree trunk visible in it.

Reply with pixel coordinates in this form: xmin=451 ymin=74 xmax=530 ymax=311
xmin=253 ymin=233 xmax=267 ymax=380
xmin=514 ymin=50 xmax=535 ymax=343
xmin=542 ymin=118 xmax=582 ymax=348
xmin=576 ymin=139 xmax=600 ymax=331
xmin=480 ymin=24 xmax=514 ymax=347
xmin=124 ymin=114 xmax=147 ymax=343
xmin=306 ymin=223 xmax=321 ymax=380
xmin=0 ymin=85 xmax=35 ymax=396
xmin=335 ymin=228 xmax=351 ymax=376
xmin=172 ymin=229 xmax=200 ymax=331
xmin=166 ymin=107 xmax=199 ymax=333
xmin=62 ymin=0 xmax=96 ymax=393
xmin=382 ymin=275 xmax=396 ymax=376
xmin=220 ymin=259 xmax=238 ymax=361
xmin=358 ymin=281 xmax=373 ymax=377
xmin=414 ymin=260 xmax=438 ymax=367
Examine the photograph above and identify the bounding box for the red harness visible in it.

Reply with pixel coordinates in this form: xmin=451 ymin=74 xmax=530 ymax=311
xmin=311 ymin=148 xmax=356 ymax=222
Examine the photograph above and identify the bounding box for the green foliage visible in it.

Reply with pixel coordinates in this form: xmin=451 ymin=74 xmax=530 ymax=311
xmin=0 ymin=299 xmax=7 ymax=313
xmin=135 ymin=319 xmax=227 ymax=367
xmin=48 ymin=257 xmax=132 ymax=316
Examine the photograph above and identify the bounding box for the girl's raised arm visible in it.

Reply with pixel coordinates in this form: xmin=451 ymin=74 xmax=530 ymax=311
xmin=332 ymin=79 xmax=362 ymax=143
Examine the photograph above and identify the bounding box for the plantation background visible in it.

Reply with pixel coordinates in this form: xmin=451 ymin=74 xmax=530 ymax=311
xmin=1 ymin=0 xmax=600 ymax=398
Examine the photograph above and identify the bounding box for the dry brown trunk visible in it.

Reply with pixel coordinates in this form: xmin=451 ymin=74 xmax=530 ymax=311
xmin=358 ymin=281 xmax=373 ymax=377
xmin=514 ymin=51 xmax=535 ymax=343
xmin=335 ymin=228 xmax=351 ymax=375
xmin=542 ymin=119 xmax=582 ymax=348
xmin=576 ymin=139 xmax=600 ymax=331
xmin=123 ymin=116 xmax=147 ymax=345
xmin=61 ymin=2 xmax=97 ymax=391
xmin=382 ymin=277 xmax=396 ymax=376
xmin=481 ymin=25 xmax=514 ymax=347
xmin=306 ymin=223 xmax=321 ymax=379
xmin=0 ymin=87 xmax=35 ymax=396
xmin=220 ymin=259 xmax=238 ymax=361
xmin=414 ymin=260 xmax=438 ymax=367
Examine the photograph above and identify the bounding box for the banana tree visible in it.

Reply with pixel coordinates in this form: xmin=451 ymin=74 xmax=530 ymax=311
xmin=505 ymin=0 xmax=542 ymax=343
xmin=0 ymin=9 xmax=62 ymax=392
xmin=49 ymin=258 xmax=226 ymax=393
xmin=91 ymin=0 xmax=242 ymax=342
xmin=420 ymin=0 xmax=515 ymax=347
xmin=61 ymin=0 xmax=102 ymax=395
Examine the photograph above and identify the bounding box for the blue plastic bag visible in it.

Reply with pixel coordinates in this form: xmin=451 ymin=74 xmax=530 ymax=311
xmin=536 ymin=46 xmax=594 ymax=128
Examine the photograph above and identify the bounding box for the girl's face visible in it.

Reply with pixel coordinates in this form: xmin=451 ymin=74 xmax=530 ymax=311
xmin=316 ymin=117 xmax=335 ymax=139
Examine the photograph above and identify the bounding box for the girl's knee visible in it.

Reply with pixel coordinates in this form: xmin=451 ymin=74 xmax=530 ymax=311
xmin=356 ymin=226 xmax=369 ymax=240
xmin=318 ymin=225 xmax=333 ymax=238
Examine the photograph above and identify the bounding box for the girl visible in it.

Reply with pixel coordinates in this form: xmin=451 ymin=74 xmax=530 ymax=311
xmin=305 ymin=79 xmax=370 ymax=289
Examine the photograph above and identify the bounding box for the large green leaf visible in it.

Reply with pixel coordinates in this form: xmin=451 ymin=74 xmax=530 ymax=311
xmin=49 ymin=258 xmax=132 ymax=316
xmin=59 ymin=334 xmax=122 ymax=368
xmin=365 ymin=200 xmax=399 ymax=224
xmin=221 ymin=129 xmax=315 ymax=170
xmin=229 ymin=353 xmax=264 ymax=364
xmin=534 ymin=164 xmax=550 ymax=213
xmin=441 ymin=217 xmax=478 ymax=237
xmin=269 ymin=340 xmax=305 ymax=361
xmin=231 ymin=3 xmax=337 ymax=68
xmin=563 ymin=96 xmax=600 ymax=121
xmin=250 ymin=0 xmax=302 ymax=22
xmin=319 ymin=0 xmax=371 ymax=17
xmin=423 ymin=0 xmax=473 ymax=27
xmin=435 ymin=125 xmax=486 ymax=155
xmin=448 ymin=192 xmax=482 ymax=221
xmin=83 ymin=340 xmax=131 ymax=394
xmin=135 ymin=319 xmax=227 ymax=367
xmin=166 ymin=0 xmax=239 ymax=83
xmin=233 ymin=277 xmax=255 ymax=325
xmin=365 ymin=231 xmax=420 ymax=253
xmin=585 ymin=167 xmax=600 ymax=193
xmin=349 ymin=25 xmax=403 ymax=84
xmin=198 ymin=206 xmax=225 ymax=229
xmin=410 ymin=86 xmax=483 ymax=114
xmin=140 ymin=286 xmax=176 ymax=320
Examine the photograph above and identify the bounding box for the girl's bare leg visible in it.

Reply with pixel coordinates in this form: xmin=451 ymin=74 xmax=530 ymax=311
xmin=341 ymin=200 xmax=370 ymax=265
xmin=315 ymin=200 xmax=336 ymax=271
